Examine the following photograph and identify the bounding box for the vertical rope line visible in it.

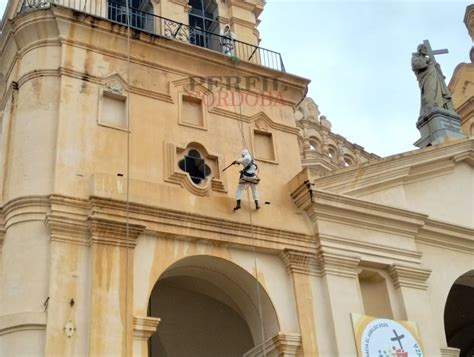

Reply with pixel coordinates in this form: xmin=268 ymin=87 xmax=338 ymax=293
xmin=124 ymin=0 xmax=132 ymax=356
xmin=232 ymin=64 xmax=267 ymax=357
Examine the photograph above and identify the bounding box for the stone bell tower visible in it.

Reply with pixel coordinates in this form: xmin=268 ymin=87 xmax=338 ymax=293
xmin=449 ymin=4 xmax=474 ymax=137
xmin=0 ymin=0 xmax=311 ymax=355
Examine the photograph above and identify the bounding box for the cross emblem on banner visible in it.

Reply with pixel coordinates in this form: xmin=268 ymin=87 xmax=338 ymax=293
xmin=390 ymin=329 xmax=405 ymax=350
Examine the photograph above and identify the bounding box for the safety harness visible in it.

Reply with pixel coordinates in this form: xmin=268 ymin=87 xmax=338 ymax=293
xmin=240 ymin=160 xmax=260 ymax=184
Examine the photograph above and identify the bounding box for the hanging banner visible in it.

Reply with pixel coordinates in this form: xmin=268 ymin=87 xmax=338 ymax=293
xmin=351 ymin=313 xmax=424 ymax=357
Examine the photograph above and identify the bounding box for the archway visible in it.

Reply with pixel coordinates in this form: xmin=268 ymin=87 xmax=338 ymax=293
xmin=147 ymin=255 xmax=280 ymax=357
xmin=444 ymin=270 xmax=474 ymax=356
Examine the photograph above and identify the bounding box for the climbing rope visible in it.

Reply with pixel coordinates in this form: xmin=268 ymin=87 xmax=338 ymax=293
xmin=121 ymin=11 xmax=268 ymax=354
xmin=124 ymin=0 xmax=132 ymax=355
xmin=231 ymin=58 xmax=268 ymax=356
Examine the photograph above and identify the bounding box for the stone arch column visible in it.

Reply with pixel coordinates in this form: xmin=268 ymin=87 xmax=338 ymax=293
xmin=135 ymin=253 xmax=300 ymax=357
xmin=88 ymin=218 xmax=146 ymax=357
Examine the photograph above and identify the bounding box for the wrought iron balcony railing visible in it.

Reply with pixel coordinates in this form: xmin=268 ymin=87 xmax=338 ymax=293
xmin=19 ymin=0 xmax=286 ymax=72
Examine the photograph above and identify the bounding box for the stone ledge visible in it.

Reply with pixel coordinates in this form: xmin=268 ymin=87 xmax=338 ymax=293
xmin=89 ymin=217 xmax=146 ymax=248
xmin=388 ymin=264 xmax=431 ymax=290
xmin=280 ymin=249 xmax=321 ymax=277
xmin=440 ymin=347 xmax=461 ymax=357
xmin=133 ymin=316 xmax=161 ymax=341
xmin=243 ymin=332 xmax=302 ymax=357
xmin=0 ymin=311 xmax=46 ymax=336
xmin=320 ymin=252 xmax=360 ymax=279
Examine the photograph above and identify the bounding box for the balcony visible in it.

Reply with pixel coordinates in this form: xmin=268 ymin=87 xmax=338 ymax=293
xmin=18 ymin=0 xmax=286 ymax=72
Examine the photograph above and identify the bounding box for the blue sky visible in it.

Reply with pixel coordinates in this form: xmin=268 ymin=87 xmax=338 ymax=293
xmin=259 ymin=1 xmax=472 ymax=156
xmin=1 ymin=0 xmax=472 ymax=156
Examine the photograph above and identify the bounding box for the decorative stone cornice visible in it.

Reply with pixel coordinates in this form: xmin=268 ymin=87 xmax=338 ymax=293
xmin=89 ymin=218 xmax=146 ymax=248
xmin=45 ymin=214 xmax=89 ymax=246
xmin=229 ymin=17 xmax=257 ymax=31
xmin=169 ymin=0 xmax=187 ymax=7
xmin=16 ymin=69 xmax=61 ymax=89
xmin=280 ymin=249 xmax=321 ymax=277
xmin=88 ymin=196 xmax=315 ymax=253
xmin=0 ymin=220 xmax=4 ymax=248
xmin=319 ymin=233 xmax=423 ymax=266
xmin=0 ymin=312 xmax=46 ymax=336
xmin=452 ymin=150 xmax=474 ymax=167
xmin=416 ymin=219 xmax=474 ymax=253
xmin=440 ymin=347 xmax=461 ymax=357
xmin=133 ymin=316 xmax=161 ymax=341
xmin=304 ymin=188 xmax=427 ymax=239
xmin=312 ymin=138 xmax=474 ymax=196
xmin=388 ymin=264 xmax=431 ymax=290
xmin=243 ymin=333 xmax=302 ymax=357
xmin=37 ymin=6 xmax=308 ymax=107
xmin=58 ymin=67 xmax=173 ymax=103
xmin=320 ymin=252 xmax=360 ymax=279
xmin=2 ymin=196 xmax=50 ymax=229
xmin=44 ymin=195 xmax=90 ymax=245
xmin=289 ymin=173 xmax=313 ymax=211
xmin=229 ymin=0 xmax=263 ymax=14
xmin=209 ymin=108 xmax=300 ymax=135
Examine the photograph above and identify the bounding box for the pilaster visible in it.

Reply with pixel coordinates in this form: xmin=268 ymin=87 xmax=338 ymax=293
xmin=388 ymin=264 xmax=431 ymax=290
xmin=43 ymin=205 xmax=90 ymax=357
xmin=280 ymin=249 xmax=321 ymax=277
xmin=320 ymin=251 xmax=360 ymax=279
xmin=132 ymin=316 xmax=161 ymax=357
xmin=243 ymin=332 xmax=302 ymax=357
xmin=88 ymin=218 xmax=145 ymax=357
xmin=227 ymin=0 xmax=264 ymax=45
xmin=440 ymin=347 xmax=461 ymax=357
xmin=89 ymin=218 xmax=145 ymax=248
xmin=0 ymin=196 xmax=50 ymax=356
xmin=388 ymin=264 xmax=440 ymax=356
xmin=280 ymin=250 xmax=318 ymax=356
xmin=319 ymin=251 xmax=362 ymax=356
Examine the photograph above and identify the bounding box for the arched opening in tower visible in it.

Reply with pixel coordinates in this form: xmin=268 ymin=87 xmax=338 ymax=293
xmin=444 ymin=270 xmax=474 ymax=357
xmin=146 ymin=255 xmax=280 ymax=357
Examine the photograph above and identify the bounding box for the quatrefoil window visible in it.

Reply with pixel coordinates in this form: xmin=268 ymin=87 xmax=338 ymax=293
xmin=178 ymin=149 xmax=212 ymax=184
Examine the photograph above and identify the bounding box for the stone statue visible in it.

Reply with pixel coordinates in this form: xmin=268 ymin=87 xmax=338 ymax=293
xmin=411 ymin=40 xmax=464 ymax=148
xmin=411 ymin=42 xmax=454 ymax=117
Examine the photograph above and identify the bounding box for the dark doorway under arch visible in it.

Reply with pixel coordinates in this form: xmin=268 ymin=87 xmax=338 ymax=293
xmin=147 ymin=255 xmax=280 ymax=357
xmin=444 ymin=270 xmax=474 ymax=356
xmin=148 ymin=276 xmax=254 ymax=357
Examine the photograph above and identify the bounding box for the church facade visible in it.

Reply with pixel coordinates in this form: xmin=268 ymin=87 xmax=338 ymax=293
xmin=0 ymin=0 xmax=472 ymax=356
xmin=450 ymin=4 xmax=474 ymax=137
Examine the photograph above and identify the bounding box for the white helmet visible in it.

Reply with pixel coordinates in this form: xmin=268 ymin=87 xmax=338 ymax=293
xmin=241 ymin=149 xmax=249 ymax=157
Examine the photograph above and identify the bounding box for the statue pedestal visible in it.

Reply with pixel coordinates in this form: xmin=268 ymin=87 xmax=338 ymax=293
xmin=414 ymin=109 xmax=465 ymax=148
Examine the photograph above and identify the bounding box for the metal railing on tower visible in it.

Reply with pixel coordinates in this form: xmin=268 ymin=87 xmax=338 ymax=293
xmin=19 ymin=0 xmax=286 ymax=72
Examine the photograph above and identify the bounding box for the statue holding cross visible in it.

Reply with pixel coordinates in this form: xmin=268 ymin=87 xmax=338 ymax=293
xmin=411 ymin=40 xmax=455 ymax=117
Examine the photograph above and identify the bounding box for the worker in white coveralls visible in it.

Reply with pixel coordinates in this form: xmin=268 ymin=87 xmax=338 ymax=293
xmin=220 ymin=25 xmax=236 ymax=57
xmin=233 ymin=149 xmax=260 ymax=211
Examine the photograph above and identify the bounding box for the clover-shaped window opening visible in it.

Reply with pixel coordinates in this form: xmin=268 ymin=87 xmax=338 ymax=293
xmin=178 ymin=149 xmax=212 ymax=184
